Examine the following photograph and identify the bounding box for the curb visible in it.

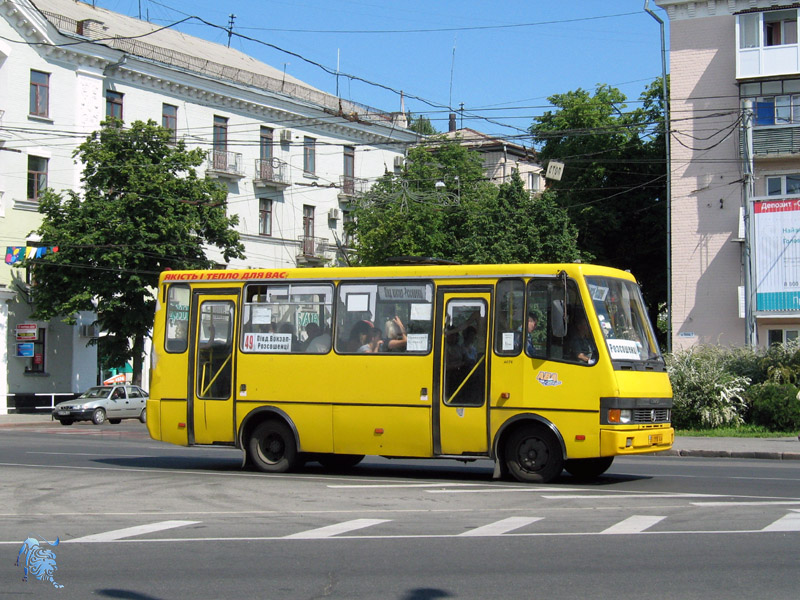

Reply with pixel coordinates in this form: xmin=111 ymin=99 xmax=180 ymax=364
xmin=662 ymin=449 xmax=800 ymax=460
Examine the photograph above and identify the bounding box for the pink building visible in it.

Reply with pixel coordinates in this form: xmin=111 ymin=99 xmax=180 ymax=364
xmin=658 ymin=0 xmax=800 ymax=348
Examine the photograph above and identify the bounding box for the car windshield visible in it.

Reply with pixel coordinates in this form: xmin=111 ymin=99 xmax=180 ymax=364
xmin=585 ymin=276 xmax=663 ymax=364
xmin=79 ymin=387 xmax=113 ymax=399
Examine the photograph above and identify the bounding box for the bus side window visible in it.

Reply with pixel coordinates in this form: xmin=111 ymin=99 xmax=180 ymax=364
xmin=494 ymin=279 xmax=524 ymax=356
xmin=165 ymin=284 xmax=190 ymax=353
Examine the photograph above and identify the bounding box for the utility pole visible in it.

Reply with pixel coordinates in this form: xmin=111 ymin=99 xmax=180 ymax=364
xmin=644 ymin=0 xmax=672 ymax=352
xmin=226 ymin=14 xmax=236 ymax=48
xmin=742 ymin=100 xmax=758 ymax=347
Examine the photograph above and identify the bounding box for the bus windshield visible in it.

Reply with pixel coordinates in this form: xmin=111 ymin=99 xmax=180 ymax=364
xmin=585 ymin=276 xmax=663 ymax=366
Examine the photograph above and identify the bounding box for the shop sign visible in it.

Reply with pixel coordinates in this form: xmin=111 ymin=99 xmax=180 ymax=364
xmin=16 ymin=343 xmax=34 ymax=357
xmin=16 ymin=323 xmax=38 ymax=341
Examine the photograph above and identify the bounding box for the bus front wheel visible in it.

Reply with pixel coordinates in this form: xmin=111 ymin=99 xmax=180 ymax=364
xmin=249 ymin=420 xmax=299 ymax=474
xmin=564 ymin=456 xmax=614 ymax=480
xmin=504 ymin=426 xmax=563 ymax=484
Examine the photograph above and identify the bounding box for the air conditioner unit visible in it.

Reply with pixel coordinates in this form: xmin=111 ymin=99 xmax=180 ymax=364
xmin=280 ymin=130 xmax=292 ymax=143
xmin=328 ymin=207 xmax=341 ymax=220
xmin=393 ymin=155 xmax=404 ymax=168
xmin=79 ymin=324 xmax=99 ymax=337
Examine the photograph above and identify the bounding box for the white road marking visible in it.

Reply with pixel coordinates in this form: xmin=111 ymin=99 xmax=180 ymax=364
xmin=283 ymin=518 xmax=391 ymax=539
xmin=328 ymin=483 xmax=484 ymax=489
xmin=601 ymin=515 xmax=666 ymax=534
xmin=459 ymin=516 xmax=543 ymax=537
xmin=693 ymin=501 xmax=800 ymax=507
xmin=67 ymin=520 xmax=199 ymax=543
xmin=762 ymin=510 xmax=800 ymax=532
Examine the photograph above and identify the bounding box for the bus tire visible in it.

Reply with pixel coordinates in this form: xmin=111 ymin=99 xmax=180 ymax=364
xmin=564 ymin=456 xmax=614 ymax=480
xmin=504 ymin=425 xmax=563 ymax=484
xmin=317 ymin=453 xmax=364 ymax=471
xmin=248 ymin=420 xmax=298 ymax=474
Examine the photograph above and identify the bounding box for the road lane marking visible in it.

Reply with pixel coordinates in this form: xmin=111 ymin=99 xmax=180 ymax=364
xmin=67 ymin=520 xmax=199 ymax=543
xmin=601 ymin=515 xmax=666 ymax=534
xmin=693 ymin=501 xmax=800 ymax=507
xmin=762 ymin=510 xmax=800 ymax=532
xmin=459 ymin=517 xmax=543 ymax=537
xmin=283 ymin=518 xmax=391 ymax=539
xmin=328 ymin=483 xmax=485 ymax=489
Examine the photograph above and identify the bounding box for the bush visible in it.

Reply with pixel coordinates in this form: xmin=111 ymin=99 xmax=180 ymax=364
xmin=667 ymin=347 xmax=749 ymax=429
xmin=747 ymin=383 xmax=800 ymax=432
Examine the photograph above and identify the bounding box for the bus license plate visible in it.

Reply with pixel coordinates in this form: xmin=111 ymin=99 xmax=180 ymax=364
xmin=650 ymin=434 xmax=662 ymax=444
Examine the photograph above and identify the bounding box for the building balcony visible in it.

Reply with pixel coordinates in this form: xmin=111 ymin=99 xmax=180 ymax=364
xmin=751 ymin=125 xmax=800 ymax=157
xmin=338 ymin=175 xmax=369 ymax=198
xmin=296 ymin=235 xmax=328 ymax=266
xmin=207 ymin=150 xmax=245 ymax=178
xmin=738 ymin=44 xmax=800 ymax=79
xmin=254 ymin=158 xmax=290 ymax=188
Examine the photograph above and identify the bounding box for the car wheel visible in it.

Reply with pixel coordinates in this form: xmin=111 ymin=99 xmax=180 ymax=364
xmin=564 ymin=456 xmax=614 ymax=480
xmin=504 ymin=425 xmax=563 ymax=483
xmin=139 ymin=407 xmax=147 ymax=424
xmin=92 ymin=408 xmax=106 ymax=425
xmin=248 ymin=420 xmax=298 ymax=473
xmin=58 ymin=419 xmax=73 ymax=426
xmin=108 ymin=419 xmax=121 ymax=425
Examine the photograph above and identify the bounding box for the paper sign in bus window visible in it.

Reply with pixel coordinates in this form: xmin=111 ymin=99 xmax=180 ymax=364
xmin=406 ymin=334 xmax=428 ymax=352
xmin=502 ymin=332 xmax=515 ymax=351
xmin=410 ymin=303 xmax=432 ymax=321
xmin=252 ymin=305 xmax=272 ymax=324
xmin=346 ymin=293 xmax=370 ymax=313
xmin=243 ymin=332 xmax=292 ymax=352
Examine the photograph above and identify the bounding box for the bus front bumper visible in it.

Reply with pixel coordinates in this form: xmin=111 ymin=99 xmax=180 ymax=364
xmin=600 ymin=426 xmax=674 ymax=456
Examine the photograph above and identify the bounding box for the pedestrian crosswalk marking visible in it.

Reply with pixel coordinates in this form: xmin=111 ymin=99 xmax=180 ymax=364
xmin=762 ymin=510 xmax=800 ymax=532
xmin=459 ymin=517 xmax=543 ymax=537
xmin=67 ymin=520 xmax=199 ymax=543
xmin=600 ymin=515 xmax=666 ymax=534
xmin=283 ymin=518 xmax=391 ymax=539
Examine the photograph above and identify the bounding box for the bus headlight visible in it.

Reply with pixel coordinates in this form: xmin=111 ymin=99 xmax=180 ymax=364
xmin=608 ymin=409 xmax=633 ymax=424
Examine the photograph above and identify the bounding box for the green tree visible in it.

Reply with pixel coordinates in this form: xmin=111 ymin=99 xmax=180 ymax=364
xmin=530 ymin=80 xmax=667 ymax=334
xmin=23 ymin=119 xmax=245 ymax=384
xmin=407 ymin=114 xmax=438 ymax=135
xmin=347 ymin=139 xmax=584 ymax=265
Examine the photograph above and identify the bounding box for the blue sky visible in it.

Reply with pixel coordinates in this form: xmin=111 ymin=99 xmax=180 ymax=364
xmin=87 ymin=0 xmax=669 ymax=140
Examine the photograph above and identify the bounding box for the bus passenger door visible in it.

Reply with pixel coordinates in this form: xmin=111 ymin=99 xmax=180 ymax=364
xmin=434 ymin=290 xmax=491 ymax=456
xmin=189 ymin=292 xmax=238 ymax=445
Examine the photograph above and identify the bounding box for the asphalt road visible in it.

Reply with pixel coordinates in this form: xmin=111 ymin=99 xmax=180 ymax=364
xmin=2 ymin=421 xmax=800 ymax=599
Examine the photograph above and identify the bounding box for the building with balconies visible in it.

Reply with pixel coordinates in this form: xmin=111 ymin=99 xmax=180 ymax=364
xmin=657 ymin=0 xmax=800 ymax=349
xmin=0 ymin=0 xmax=419 ymax=413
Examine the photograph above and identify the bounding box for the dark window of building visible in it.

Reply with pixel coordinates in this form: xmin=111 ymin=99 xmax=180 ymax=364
xmin=29 ymin=70 xmax=49 ymax=117
xmin=162 ymin=103 xmax=177 ymax=141
xmin=106 ymin=90 xmax=123 ymax=120
xmin=27 ymin=156 xmax=48 ymax=201
xmin=259 ymin=198 xmax=272 ymax=236
xmin=303 ymin=136 xmax=316 ymax=174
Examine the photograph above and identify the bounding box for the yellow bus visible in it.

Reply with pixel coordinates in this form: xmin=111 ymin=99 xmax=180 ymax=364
xmin=147 ymin=263 xmax=673 ymax=483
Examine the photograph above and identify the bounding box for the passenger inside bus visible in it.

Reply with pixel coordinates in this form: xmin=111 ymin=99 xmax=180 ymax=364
xmin=381 ymin=316 xmax=407 ymax=352
xmin=347 ymin=319 xmax=374 ymax=352
xmin=567 ymin=311 xmax=596 ymax=364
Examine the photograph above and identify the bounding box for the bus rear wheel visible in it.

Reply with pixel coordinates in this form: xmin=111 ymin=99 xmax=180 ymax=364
xmin=249 ymin=420 xmax=298 ymax=474
xmin=564 ymin=456 xmax=614 ymax=480
xmin=504 ymin=426 xmax=563 ymax=483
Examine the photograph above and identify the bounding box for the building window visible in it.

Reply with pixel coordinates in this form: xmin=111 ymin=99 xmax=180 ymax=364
xmin=768 ymin=329 xmax=799 ymax=345
xmin=302 ymin=205 xmax=315 ymax=254
xmin=303 ymin=136 xmax=316 ymax=175
xmin=260 ymin=127 xmax=273 ymax=161
xmin=213 ymin=115 xmax=228 ymax=169
xmin=29 ymin=70 xmax=49 ymax=117
xmin=259 ymin=198 xmax=272 ymax=236
xmin=766 ymin=174 xmax=800 ymax=196
xmin=162 ymin=103 xmax=177 ymax=141
xmin=26 ymin=328 xmax=46 ymax=374
xmin=764 ymin=10 xmax=797 ymax=47
xmin=528 ymin=172 xmax=542 ymax=192
xmin=27 ymin=156 xmax=48 ymax=201
xmin=106 ymin=90 xmax=123 ymax=120
xmin=343 ymin=146 xmax=354 ymax=194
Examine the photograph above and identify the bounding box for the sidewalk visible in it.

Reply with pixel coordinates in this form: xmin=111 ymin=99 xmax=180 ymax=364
xmin=1 ymin=412 xmax=799 ymax=460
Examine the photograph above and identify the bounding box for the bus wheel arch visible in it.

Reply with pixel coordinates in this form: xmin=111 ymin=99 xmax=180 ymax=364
xmin=494 ymin=415 xmax=566 ymax=484
xmin=240 ymin=408 xmax=301 ymax=473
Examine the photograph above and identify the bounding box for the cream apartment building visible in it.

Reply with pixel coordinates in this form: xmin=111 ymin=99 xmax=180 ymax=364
xmin=0 ymin=0 xmax=418 ymax=412
xmin=657 ymin=0 xmax=800 ymax=349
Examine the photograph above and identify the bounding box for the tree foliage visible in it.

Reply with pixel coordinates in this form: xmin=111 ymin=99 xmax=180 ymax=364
xmin=23 ymin=119 xmax=245 ymax=383
xmin=347 ymin=139 xmax=584 ymax=265
xmin=530 ymin=80 xmax=667 ymax=334
xmin=407 ymin=114 xmax=438 ymax=136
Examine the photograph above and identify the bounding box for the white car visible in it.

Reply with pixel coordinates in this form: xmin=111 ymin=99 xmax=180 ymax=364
xmin=52 ymin=385 xmax=148 ymax=426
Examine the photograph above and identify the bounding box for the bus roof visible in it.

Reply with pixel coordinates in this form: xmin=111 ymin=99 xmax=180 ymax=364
xmin=158 ymin=263 xmax=638 ymax=286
